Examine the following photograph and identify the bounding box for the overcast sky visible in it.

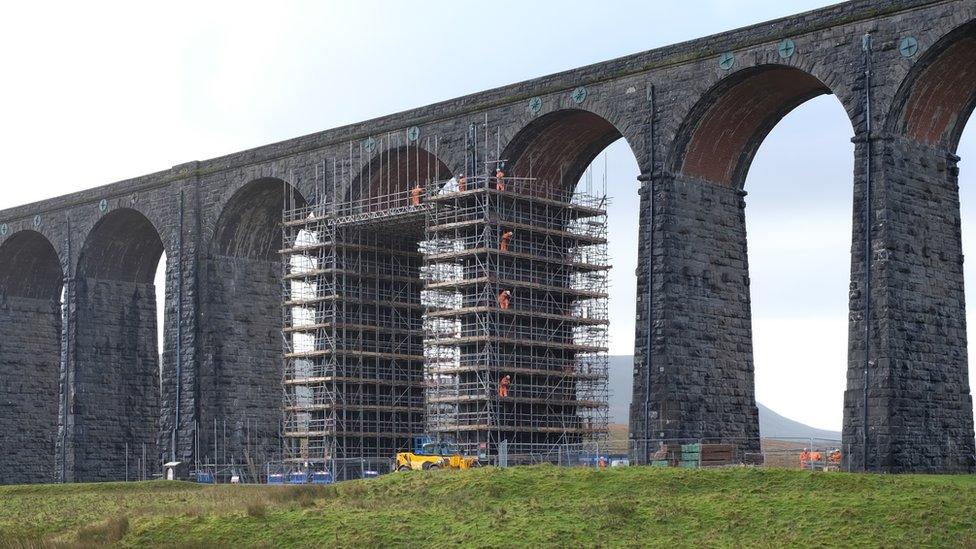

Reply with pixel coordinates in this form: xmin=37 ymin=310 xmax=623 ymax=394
xmin=1 ymin=1 xmax=972 ymax=432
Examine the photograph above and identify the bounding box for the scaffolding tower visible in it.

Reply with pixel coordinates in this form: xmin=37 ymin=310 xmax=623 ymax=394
xmin=420 ymin=175 xmax=610 ymax=463
xmin=281 ymin=183 xmax=429 ymax=480
xmin=281 ymin=129 xmax=611 ymax=474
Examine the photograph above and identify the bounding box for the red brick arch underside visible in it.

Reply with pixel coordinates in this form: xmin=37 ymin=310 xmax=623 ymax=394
xmin=502 ymin=109 xmax=623 ymax=195
xmin=892 ymin=21 xmax=976 ymax=152
xmin=675 ymin=66 xmax=832 ymax=188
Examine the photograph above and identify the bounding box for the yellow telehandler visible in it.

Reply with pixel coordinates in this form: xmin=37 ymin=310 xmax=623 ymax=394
xmin=395 ymin=438 xmax=480 ymax=471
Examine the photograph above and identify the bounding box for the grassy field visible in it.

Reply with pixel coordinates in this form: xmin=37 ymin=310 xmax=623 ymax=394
xmin=1 ymin=466 xmax=974 ymax=547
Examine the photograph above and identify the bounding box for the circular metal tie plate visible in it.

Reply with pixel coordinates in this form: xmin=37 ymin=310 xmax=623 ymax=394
xmin=778 ymin=39 xmax=796 ymax=59
xmin=718 ymin=52 xmax=735 ymax=70
xmin=900 ymin=37 xmax=919 ymax=58
xmin=571 ymin=86 xmax=588 ymax=104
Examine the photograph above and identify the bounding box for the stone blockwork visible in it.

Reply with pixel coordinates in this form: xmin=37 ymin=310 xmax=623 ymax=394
xmin=630 ymin=175 xmax=760 ymax=454
xmin=66 ymin=278 xmax=160 ymax=482
xmin=0 ymin=297 xmax=60 ymax=483
xmin=198 ymin=256 xmax=283 ymax=467
xmin=845 ymin=137 xmax=976 ymax=472
xmin=0 ymin=0 xmax=974 ymax=480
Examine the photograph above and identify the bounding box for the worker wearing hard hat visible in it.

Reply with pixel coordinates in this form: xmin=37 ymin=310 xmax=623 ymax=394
xmin=498 ymin=289 xmax=512 ymax=310
xmin=499 ymin=374 xmax=511 ymax=398
xmin=500 ymin=230 xmax=514 ymax=252
xmin=410 ymin=183 xmax=423 ymax=206
xmin=495 ymin=168 xmax=506 ymax=191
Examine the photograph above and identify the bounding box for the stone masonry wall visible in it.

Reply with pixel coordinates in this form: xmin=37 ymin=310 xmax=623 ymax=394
xmin=0 ymin=296 xmax=60 ymax=483
xmin=70 ymin=278 xmax=159 ymax=481
xmin=629 ymin=177 xmax=656 ymax=453
xmin=198 ymin=256 xmax=282 ymax=467
xmin=158 ymin=180 xmax=203 ymax=467
xmin=844 ymin=136 xmax=976 ymax=472
xmin=632 ymin=174 xmax=760 ymax=451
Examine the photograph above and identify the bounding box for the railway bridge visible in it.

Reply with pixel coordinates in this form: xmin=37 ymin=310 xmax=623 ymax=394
xmin=1 ymin=0 xmax=974 ymax=482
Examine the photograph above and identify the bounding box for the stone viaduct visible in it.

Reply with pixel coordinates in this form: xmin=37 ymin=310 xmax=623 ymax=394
xmin=1 ymin=0 xmax=975 ymax=482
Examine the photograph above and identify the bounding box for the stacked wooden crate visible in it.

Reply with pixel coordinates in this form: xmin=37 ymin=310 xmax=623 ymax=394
xmin=648 ymin=443 xmax=738 ymax=467
xmin=699 ymin=444 xmax=736 ymax=467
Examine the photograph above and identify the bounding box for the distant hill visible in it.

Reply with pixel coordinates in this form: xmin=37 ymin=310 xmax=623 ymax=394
xmin=756 ymin=402 xmax=840 ymax=441
xmin=608 ymin=355 xmax=840 ymax=441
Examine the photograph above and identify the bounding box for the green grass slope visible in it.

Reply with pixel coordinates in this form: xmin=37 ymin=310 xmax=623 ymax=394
xmin=1 ymin=466 xmax=974 ymax=547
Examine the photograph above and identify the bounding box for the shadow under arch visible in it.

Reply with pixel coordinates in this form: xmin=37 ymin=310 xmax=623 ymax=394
xmin=213 ymin=177 xmax=307 ymax=261
xmin=79 ymin=207 xmax=164 ymax=282
xmin=346 ymin=144 xmax=453 ymax=213
xmin=669 ymin=64 xmax=848 ymax=188
xmin=887 ymin=20 xmax=976 ymax=152
xmin=0 ymin=230 xmax=63 ymax=483
xmin=203 ymin=177 xmax=307 ymax=471
xmin=501 ymin=109 xmax=637 ymax=193
xmin=71 ymin=208 xmax=165 ymax=482
xmin=308 ymin=143 xmax=448 ymax=466
xmin=0 ymin=230 xmax=63 ymax=299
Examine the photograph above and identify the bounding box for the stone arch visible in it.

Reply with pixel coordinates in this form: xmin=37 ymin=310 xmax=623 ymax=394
xmin=669 ymin=64 xmax=845 ymax=188
xmin=71 ymin=208 xmax=165 ymax=481
xmin=202 ymin=177 xmax=306 ymax=469
xmin=500 ymin=108 xmax=639 ymax=193
xmin=632 ymin=63 xmax=857 ymax=458
xmin=0 ymin=230 xmax=63 ymax=483
xmin=213 ymin=177 xmax=306 ymax=261
xmin=887 ymin=20 xmax=976 ymax=152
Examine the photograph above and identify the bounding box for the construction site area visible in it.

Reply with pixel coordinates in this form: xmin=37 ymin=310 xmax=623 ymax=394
xmin=279 ymin=133 xmax=611 ymax=479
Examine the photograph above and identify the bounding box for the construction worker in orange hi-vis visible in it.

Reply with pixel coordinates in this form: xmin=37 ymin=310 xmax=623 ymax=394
xmin=500 ymin=230 xmax=514 ymax=252
xmin=457 ymin=173 xmax=466 ymax=192
xmin=498 ymin=289 xmax=511 ymax=310
xmin=495 ymin=168 xmax=506 ymax=191
xmin=499 ymin=374 xmax=511 ymax=398
xmin=410 ymin=183 xmax=423 ymax=206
